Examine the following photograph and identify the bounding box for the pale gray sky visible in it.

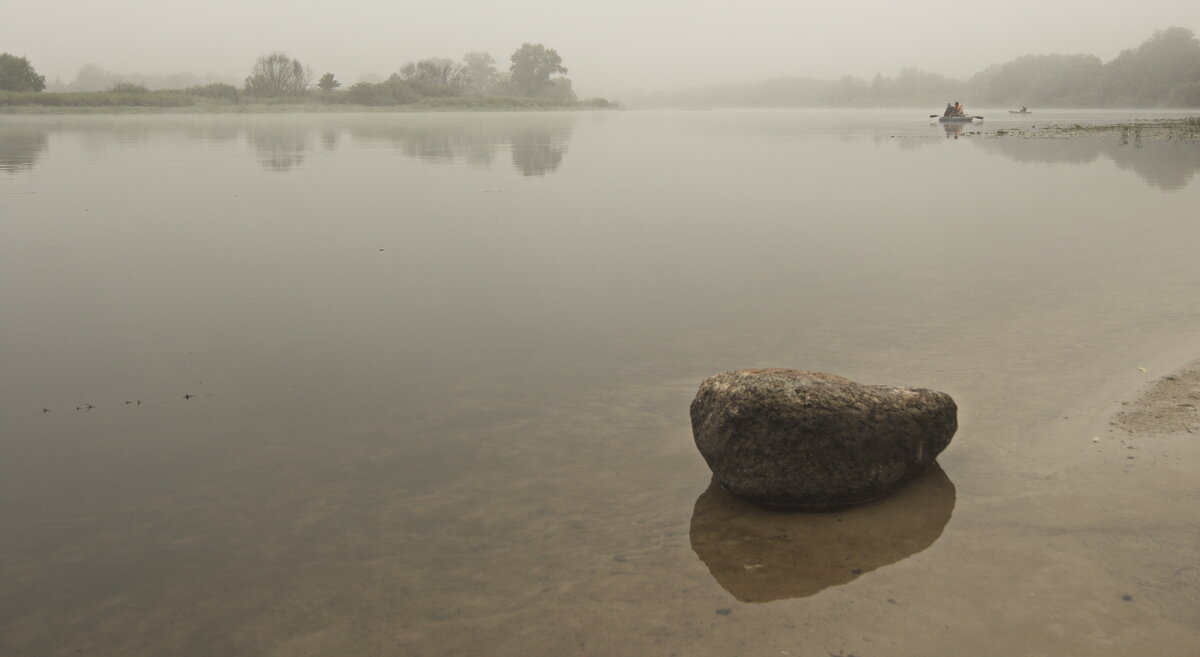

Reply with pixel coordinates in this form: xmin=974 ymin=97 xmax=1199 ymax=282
xmin=6 ymin=0 xmax=1200 ymax=97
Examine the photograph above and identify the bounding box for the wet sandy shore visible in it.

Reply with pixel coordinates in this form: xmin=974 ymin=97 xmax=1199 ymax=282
xmin=1112 ymin=361 xmax=1200 ymax=436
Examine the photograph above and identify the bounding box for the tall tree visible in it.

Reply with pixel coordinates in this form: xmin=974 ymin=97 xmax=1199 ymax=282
xmin=462 ymin=52 xmax=498 ymax=95
xmin=244 ymin=52 xmax=312 ymax=96
xmin=508 ymin=43 xmax=567 ymax=97
xmin=398 ymin=58 xmax=469 ymax=96
xmin=317 ymin=72 xmax=340 ymax=92
xmin=399 ymin=59 xmax=468 ymax=86
xmin=0 ymin=53 xmax=47 ymax=92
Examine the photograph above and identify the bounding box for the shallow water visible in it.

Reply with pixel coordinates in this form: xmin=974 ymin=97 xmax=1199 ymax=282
xmin=2 ymin=109 xmax=1199 ymax=656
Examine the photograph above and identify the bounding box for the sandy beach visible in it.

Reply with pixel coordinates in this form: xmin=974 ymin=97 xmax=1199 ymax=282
xmin=1113 ymin=360 xmax=1200 ymax=436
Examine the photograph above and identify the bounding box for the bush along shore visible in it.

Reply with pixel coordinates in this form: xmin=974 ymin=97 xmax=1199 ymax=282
xmin=0 ymin=86 xmax=619 ymax=113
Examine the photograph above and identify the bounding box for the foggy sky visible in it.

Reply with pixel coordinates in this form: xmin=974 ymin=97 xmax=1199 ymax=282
xmin=7 ymin=0 xmax=1200 ymax=98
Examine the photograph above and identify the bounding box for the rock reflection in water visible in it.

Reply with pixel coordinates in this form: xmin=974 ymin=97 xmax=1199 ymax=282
xmin=689 ymin=464 xmax=955 ymax=602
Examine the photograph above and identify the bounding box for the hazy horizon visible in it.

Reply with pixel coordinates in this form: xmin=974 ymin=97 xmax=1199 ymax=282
xmin=7 ymin=1 xmax=1200 ymax=98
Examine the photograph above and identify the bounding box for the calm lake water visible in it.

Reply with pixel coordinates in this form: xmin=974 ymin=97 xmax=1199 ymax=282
xmin=2 ymin=109 xmax=1199 ymax=656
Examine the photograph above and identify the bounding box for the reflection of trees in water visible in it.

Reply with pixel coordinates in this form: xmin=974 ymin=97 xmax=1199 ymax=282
xmin=510 ymin=127 xmax=568 ymax=176
xmin=345 ymin=116 xmax=575 ymax=175
xmin=7 ymin=118 xmax=284 ymax=173
xmin=0 ymin=119 xmax=246 ymax=174
xmin=972 ymin=136 xmax=1200 ymax=191
xmin=0 ymin=116 xmax=576 ymax=175
xmin=1098 ymin=139 xmax=1200 ymax=191
xmin=70 ymin=120 xmax=239 ymax=153
xmin=178 ymin=122 xmax=240 ymax=143
xmin=0 ymin=126 xmax=48 ymax=172
xmin=347 ymin=121 xmax=500 ymax=166
xmin=319 ymin=128 xmax=339 ymax=152
xmin=1 ymin=116 xmax=584 ymax=175
xmin=244 ymin=125 xmax=311 ymax=172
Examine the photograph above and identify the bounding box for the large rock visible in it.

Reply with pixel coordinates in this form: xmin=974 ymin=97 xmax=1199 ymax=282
xmin=690 ymin=369 xmax=956 ymax=510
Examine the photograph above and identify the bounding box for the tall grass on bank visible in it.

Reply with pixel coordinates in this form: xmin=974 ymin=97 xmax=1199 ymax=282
xmin=0 ymin=89 xmax=197 ymax=107
xmin=0 ymin=86 xmax=618 ymax=112
xmin=408 ymin=96 xmax=616 ymax=110
xmin=1175 ymin=116 xmax=1200 ymax=140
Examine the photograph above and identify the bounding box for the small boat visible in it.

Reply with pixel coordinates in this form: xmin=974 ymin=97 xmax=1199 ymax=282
xmin=938 ymin=115 xmax=978 ymax=123
xmin=1008 ymin=109 xmax=1032 ymax=114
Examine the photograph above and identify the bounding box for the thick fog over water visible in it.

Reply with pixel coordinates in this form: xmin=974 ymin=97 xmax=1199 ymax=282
xmin=8 ymin=0 xmax=1200 ymax=97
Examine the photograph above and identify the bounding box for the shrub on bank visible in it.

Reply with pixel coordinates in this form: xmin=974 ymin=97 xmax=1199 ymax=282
xmin=405 ymin=95 xmax=617 ymax=110
xmin=341 ymin=77 xmax=421 ymax=106
xmin=109 ymin=82 xmax=149 ymax=94
xmin=185 ymin=82 xmax=240 ymax=103
xmin=411 ymin=95 xmax=565 ymax=109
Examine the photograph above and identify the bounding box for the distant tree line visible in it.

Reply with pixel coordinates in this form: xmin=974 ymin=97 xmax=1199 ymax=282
xmin=333 ymin=44 xmax=579 ymax=106
xmin=41 ymin=64 xmax=237 ymax=93
xmin=5 ymin=28 xmax=1200 ymax=108
xmin=662 ymin=27 xmax=1200 ymax=108
xmin=0 ymin=43 xmax=612 ymax=109
xmin=970 ymin=27 xmax=1200 ymax=106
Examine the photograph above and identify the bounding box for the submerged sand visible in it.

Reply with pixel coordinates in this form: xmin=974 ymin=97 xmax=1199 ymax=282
xmin=1112 ymin=362 xmax=1200 ymax=436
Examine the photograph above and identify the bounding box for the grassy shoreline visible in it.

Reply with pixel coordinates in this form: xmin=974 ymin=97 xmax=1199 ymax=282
xmin=985 ymin=116 xmax=1200 ymax=140
xmin=0 ymin=91 xmax=619 ymax=114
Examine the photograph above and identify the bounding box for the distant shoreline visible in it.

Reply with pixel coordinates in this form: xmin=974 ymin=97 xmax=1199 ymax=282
xmin=0 ymin=93 xmax=620 ymax=115
xmin=0 ymin=103 xmax=619 ymax=115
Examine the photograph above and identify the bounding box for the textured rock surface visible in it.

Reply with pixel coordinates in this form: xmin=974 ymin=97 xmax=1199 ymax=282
xmin=690 ymin=369 xmax=957 ymax=510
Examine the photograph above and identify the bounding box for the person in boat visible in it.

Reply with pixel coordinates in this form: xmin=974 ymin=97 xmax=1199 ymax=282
xmin=1020 ymin=105 xmax=1027 ymax=113
xmin=953 ymin=101 xmax=963 ymax=117
xmin=943 ymin=102 xmax=954 ymax=118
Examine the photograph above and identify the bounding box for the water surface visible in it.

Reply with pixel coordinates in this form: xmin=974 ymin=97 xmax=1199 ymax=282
xmin=2 ymin=110 xmax=1198 ymax=656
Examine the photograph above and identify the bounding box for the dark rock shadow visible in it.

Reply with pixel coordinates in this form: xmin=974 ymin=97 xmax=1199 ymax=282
xmin=689 ymin=463 xmax=955 ymax=602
